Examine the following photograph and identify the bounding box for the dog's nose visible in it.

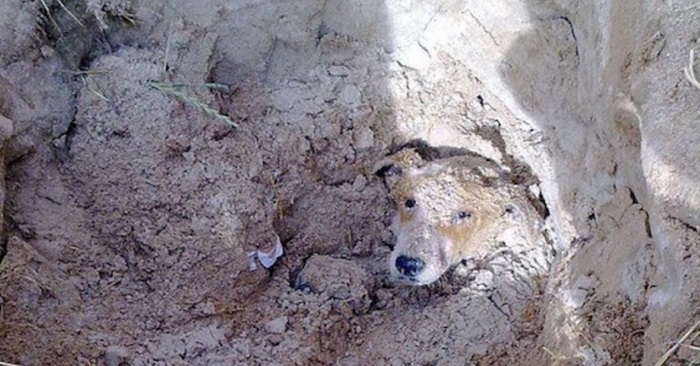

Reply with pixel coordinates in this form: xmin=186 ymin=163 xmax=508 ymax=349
xmin=395 ymin=255 xmax=424 ymax=277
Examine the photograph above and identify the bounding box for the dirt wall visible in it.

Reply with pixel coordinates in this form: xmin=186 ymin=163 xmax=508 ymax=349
xmin=0 ymin=1 xmax=699 ymax=365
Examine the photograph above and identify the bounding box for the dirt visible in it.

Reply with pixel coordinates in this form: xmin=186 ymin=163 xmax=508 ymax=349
xmin=1 ymin=1 xmax=700 ymax=365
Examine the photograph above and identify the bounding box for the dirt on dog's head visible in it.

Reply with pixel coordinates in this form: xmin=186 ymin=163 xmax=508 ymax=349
xmin=375 ymin=144 xmax=521 ymax=286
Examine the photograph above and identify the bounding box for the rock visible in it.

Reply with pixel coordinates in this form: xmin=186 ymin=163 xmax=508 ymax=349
xmin=104 ymin=345 xmax=130 ymax=366
xmin=352 ymin=174 xmax=367 ymax=191
xmin=294 ymin=255 xmax=373 ymax=315
xmin=267 ymin=334 xmax=284 ymax=346
xmin=353 ymin=126 xmax=374 ymax=150
xmin=265 ymin=316 xmax=288 ymax=334
xmin=338 ymin=85 xmax=361 ymax=108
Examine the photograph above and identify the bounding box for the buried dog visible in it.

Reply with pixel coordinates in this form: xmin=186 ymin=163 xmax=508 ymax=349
xmin=376 ymin=145 xmax=548 ymax=286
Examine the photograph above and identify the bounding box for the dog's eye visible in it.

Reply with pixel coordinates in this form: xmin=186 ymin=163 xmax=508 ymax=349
xmin=404 ymin=198 xmax=416 ymax=208
xmin=457 ymin=211 xmax=471 ymax=220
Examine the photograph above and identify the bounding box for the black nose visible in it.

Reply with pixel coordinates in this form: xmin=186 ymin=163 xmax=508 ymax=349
xmin=395 ymin=255 xmax=424 ymax=277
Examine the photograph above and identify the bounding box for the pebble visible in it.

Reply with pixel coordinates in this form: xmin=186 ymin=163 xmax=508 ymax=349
xmin=352 ymin=175 xmax=367 ymax=191
xmin=353 ymin=126 xmax=375 ymax=150
xmin=339 ymin=85 xmax=362 ymax=107
xmin=265 ymin=316 xmax=288 ymax=334
xmin=104 ymin=345 xmax=129 ymax=366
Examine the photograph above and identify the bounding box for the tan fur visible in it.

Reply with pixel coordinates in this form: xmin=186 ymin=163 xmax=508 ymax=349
xmin=377 ymin=148 xmax=539 ymax=285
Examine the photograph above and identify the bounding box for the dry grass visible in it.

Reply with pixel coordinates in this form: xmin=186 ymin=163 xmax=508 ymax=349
xmin=0 ymin=361 xmax=23 ymax=366
xmin=39 ymin=0 xmax=62 ymax=34
xmin=655 ymin=319 xmax=700 ymax=366
xmin=56 ymin=0 xmax=84 ymax=27
xmin=148 ymin=82 xmax=238 ymax=128
xmin=41 ymin=0 xmax=136 ymax=33
xmin=39 ymin=0 xmax=85 ymax=34
xmin=684 ymin=50 xmax=700 ymax=90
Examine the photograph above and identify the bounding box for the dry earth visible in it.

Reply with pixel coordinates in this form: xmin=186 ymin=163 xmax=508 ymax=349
xmin=0 ymin=1 xmax=699 ymax=365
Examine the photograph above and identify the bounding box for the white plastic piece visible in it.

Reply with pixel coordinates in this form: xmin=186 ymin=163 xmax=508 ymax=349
xmin=247 ymin=234 xmax=284 ymax=271
xmin=257 ymin=235 xmax=284 ymax=269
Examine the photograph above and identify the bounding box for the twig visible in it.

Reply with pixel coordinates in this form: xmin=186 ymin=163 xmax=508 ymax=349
xmin=163 ymin=22 xmax=172 ymax=73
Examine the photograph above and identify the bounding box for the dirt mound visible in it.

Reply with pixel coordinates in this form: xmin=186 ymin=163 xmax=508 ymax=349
xmin=1 ymin=1 xmax=699 ymax=365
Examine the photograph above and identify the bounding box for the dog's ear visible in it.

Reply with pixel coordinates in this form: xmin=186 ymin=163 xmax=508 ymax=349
xmin=374 ymin=148 xmax=424 ymax=190
xmin=375 ymin=163 xmax=403 ymax=178
xmin=374 ymin=148 xmax=424 ymax=177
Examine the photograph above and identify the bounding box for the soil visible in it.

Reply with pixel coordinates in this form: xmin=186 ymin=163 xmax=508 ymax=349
xmin=1 ymin=1 xmax=699 ymax=366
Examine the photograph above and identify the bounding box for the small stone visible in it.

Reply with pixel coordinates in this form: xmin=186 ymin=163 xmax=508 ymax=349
xmin=332 ymin=286 xmax=352 ymax=300
xmin=353 ymin=127 xmax=374 ymax=150
xmin=233 ymin=339 xmax=250 ymax=358
xmin=195 ymin=301 xmax=216 ymax=315
xmin=373 ymin=289 xmax=392 ymax=310
xmin=182 ymin=151 xmax=195 ymax=163
xmin=339 ymin=85 xmax=361 ymax=107
xmin=328 ymin=65 xmax=350 ymax=76
xmin=351 ymin=239 xmax=372 ymax=257
xmin=352 ymin=175 xmax=367 ymax=191
xmin=270 ymin=89 xmax=298 ymax=111
xmin=40 ymin=45 xmax=57 ymax=58
xmin=265 ymin=316 xmax=288 ymax=334
xmin=470 ymin=270 xmax=494 ymax=291
xmin=104 ymin=345 xmax=129 ymax=366
xmin=267 ymin=334 xmax=284 ymax=346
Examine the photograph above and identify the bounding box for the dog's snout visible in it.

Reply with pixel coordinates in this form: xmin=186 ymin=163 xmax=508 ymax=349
xmin=395 ymin=255 xmax=425 ymax=277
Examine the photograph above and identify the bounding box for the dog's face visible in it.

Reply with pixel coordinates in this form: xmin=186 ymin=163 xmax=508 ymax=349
xmin=377 ymin=149 xmax=504 ymax=285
